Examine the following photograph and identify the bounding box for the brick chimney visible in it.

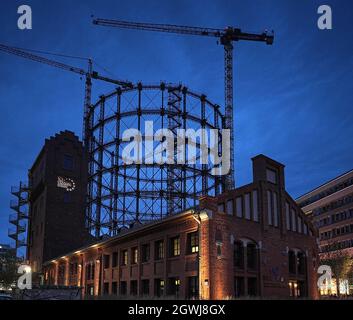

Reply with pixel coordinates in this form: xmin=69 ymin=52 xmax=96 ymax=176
xmin=252 ymin=154 xmax=285 ymax=190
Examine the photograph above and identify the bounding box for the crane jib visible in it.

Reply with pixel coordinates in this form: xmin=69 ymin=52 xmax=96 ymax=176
xmin=92 ymin=18 xmax=274 ymax=45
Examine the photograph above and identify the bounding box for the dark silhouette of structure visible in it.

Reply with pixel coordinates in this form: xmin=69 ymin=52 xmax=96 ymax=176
xmin=86 ymin=83 xmax=226 ymax=237
xmin=26 ymin=131 xmax=91 ymax=272
xmin=93 ymin=18 xmax=274 ymax=191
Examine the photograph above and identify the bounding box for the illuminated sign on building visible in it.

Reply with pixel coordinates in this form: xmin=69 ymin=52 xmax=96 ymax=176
xmin=57 ymin=176 xmax=76 ymax=192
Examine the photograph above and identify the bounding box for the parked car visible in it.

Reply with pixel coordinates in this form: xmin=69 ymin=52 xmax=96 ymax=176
xmin=0 ymin=294 xmax=13 ymax=300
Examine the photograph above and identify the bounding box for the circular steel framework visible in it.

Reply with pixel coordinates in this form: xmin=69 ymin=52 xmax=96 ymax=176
xmin=86 ymin=83 xmax=226 ymax=237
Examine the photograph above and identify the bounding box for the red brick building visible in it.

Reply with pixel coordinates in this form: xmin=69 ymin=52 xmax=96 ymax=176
xmin=43 ymin=155 xmax=319 ymax=299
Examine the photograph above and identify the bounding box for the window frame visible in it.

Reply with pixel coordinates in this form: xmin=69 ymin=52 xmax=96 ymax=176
xmin=170 ymin=236 xmax=181 ymax=257
xmin=155 ymin=240 xmax=165 ymax=260
xmin=63 ymin=154 xmax=74 ymax=171
xmin=187 ymin=232 xmax=199 ymax=254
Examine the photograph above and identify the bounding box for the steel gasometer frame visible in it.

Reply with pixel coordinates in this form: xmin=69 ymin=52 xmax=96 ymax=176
xmin=86 ymin=82 xmax=226 ymax=238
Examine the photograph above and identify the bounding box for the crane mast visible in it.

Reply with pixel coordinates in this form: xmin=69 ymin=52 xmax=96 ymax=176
xmin=92 ymin=18 xmax=274 ymax=189
xmin=83 ymin=59 xmax=92 ymax=148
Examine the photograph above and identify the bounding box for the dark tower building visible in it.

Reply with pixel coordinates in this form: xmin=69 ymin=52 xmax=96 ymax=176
xmin=27 ymin=131 xmax=91 ymax=272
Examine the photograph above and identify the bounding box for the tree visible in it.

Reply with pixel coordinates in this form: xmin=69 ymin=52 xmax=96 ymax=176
xmin=320 ymin=243 xmax=353 ymax=297
xmin=0 ymin=250 xmax=19 ymax=290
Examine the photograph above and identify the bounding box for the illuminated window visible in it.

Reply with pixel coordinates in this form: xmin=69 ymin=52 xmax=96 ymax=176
xmin=187 ymin=232 xmax=199 ymax=254
xmin=289 ymin=280 xmax=299 ymax=297
xmin=121 ymin=250 xmax=128 ymax=266
xmin=170 ymin=237 xmax=180 ymax=257
xmin=132 ymin=247 xmax=138 ymax=264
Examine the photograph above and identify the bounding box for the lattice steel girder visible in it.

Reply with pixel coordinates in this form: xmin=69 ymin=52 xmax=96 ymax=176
xmin=86 ymin=83 xmax=227 ymax=237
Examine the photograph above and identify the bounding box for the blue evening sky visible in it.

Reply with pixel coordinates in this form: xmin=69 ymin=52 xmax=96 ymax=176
xmin=0 ymin=0 xmax=352 ymax=245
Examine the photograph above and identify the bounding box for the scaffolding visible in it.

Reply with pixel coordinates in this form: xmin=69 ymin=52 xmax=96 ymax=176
xmin=8 ymin=182 xmax=29 ymax=256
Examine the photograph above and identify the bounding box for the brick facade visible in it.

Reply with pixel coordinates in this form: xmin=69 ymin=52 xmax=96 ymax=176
xmin=42 ymin=154 xmax=319 ymax=299
xmin=27 ymin=131 xmax=91 ymax=273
